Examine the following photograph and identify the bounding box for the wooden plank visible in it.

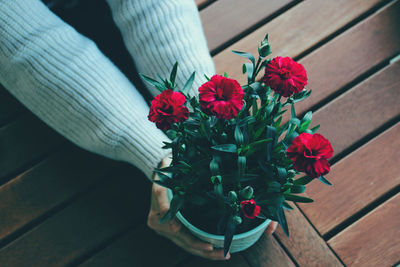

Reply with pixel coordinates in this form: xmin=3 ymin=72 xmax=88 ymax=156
xmin=299 ymin=123 xmax=400 ymax=235
xmin=292 ymin=0 xmax=400 ymax=118
xmin=0 ymin=166 xmax=151 ymax=267
xmin=0 ymin=86 xmax=25 ymax=127
xmin=274 ymin=205 xmax=343 ymax=267
xmin=177 ymin=254 xmax=249 ymax=267
xmin=80 ymin=225 xmax=188 ymax=267
xmin=0 ymin=147 xmax=118 ymax=241
xmin=328 ymin=193 xmax=400 ymax=266
xmin=0 ymin=114 xmax=66 ymax=181
xmin=311 ymin=60 xmax=400 ymax=156
xmin=243 ymin=235 xmax=296 ymax=267
xmin=200 ymin=0 xmax=294 ymax=52
xmin=196 ymin=0 xmax=213 ymax=8
xmin=213 ymin=0 xmax=386 ymax=83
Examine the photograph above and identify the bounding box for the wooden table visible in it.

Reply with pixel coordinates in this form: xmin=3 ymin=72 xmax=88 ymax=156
xmin=1 ymin=0 xmax=399 ymax=266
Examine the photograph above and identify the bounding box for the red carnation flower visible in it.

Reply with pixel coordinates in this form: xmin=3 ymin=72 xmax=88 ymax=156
xmin=286 ymin=133 xmax=333 ymax=178
xmin=240 ymin=199 xmax=261 ymax=219
xmin=148 ymin=89 xmax=189 ymax=130
xmin=262 ymin=57 xmax=307 ymax=97
xmin=199 ymin=75 xmax=244 ymax=120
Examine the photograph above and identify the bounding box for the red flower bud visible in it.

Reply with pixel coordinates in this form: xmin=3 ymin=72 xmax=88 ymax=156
xmin=199 ymin=75 xmax=244 ymax=120
xmin=262 ymin=57 xmax=307 ymax=97
xmin=286 ymin=133 xmax=333 ymax=178
xmin=148 ymin=89 xmax=189 ymax=130
xmin=240 ymin=199 xmax=261 ymax=219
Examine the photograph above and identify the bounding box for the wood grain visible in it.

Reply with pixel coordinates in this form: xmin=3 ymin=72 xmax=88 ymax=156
xmin=177 ymin=254 xmax=249 ymax=267
xmin=0 ymin=147 xmax=118 ymax=241
xmin=274 ymin=205 xmax=343 ymax=267
xmin=287 ymin=0 xmax=400 ymax=121
xmin=299 ymin=123 xmax=400 ymax=235
xmin=311 ymin=60 xmax=400 ymax=157
xmin=328 ymin=193 xmax=400 ymax=266
xmin=0 ymin=166 xmax=151 ymax=267
xmin=213 ymin=0 xmax=386 ymax=84
xmin=200 ymin=0 xmax=294 ymax=52
xmin=0 ymin=114 xmax=66 ymax=181
xmin=243 ymin=234 xmax=296 ymax=267
xmin=0 ymin=86 xmax=25 ymax=127
xmin=80 ymin=225 xmax=188 ymax=267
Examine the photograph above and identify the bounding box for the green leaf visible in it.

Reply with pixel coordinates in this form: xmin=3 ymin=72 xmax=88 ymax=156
xmin=170 ymin=62 xmax=178 ymax=85
xmin=266 ymin=126 xmax=276 ymax=161
xmin=290 ymin=117 xmax=301 ymax=127
xmin=140 ymin=74 xmax=166 ymax=92
xmin=282 ymin=201 xmax=294 ymax=210
xmin=309 ymin=124 xmax=320 ymax=134
xmin=284 ymin=194 xmax=314 ymax=203
xmin=210 ymin=157 xmax=220 ymax=176
xmin=244 ymin=62 xmax=253 ymax=81
xmin=211 ymin=144 xmax=237 ymax=153
xmin=242 ymin=63 xmax=247 ymax=75
xmin=291 ymin=184 xmax=306 ymax=194
xmin=298 ymin=120 xmax=311 ymax=133
xmin=277 ymin=206 xmax=289 ymax=236
xmin=224 ymin=72 xmax=228 ymax=78
xmin=182 ymin=72 xmax=196 ymax=95
xmin=276 ymin=166 xmax=287 ymax=181
xmin=318 ymin=175 xmax=332 ymax=186
xmin=160 ymin=195 xmax=184 ymax=224
xmin=238 ymin=156 xmax=246 ymax=179
xmin=291 ymin=103 xmax=296 ymax=119
xmin=294 ymin=176 xmax=314 ymax=185
xmin=224 ymin=216 xmax=236 ymax=257
xmin=302 ymin=111 xmax=312 ymax=122
xmin=235 ymin=124 xmax=244 ymax=145
xmin=232 ymin=50 xmax=255 ymax=65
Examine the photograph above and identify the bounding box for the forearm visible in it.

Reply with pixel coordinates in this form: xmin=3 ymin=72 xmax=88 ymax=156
xmin=105 ymin=0 xmax=215 ymax=97
xmin=0 ymin=0 xmax=170 ymax=178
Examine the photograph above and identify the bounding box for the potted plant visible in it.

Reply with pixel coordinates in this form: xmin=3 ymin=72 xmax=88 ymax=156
xmin=142 ymin=34 xmax=334 ymax=256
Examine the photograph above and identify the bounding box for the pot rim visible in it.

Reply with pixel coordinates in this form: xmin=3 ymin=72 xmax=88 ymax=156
xmin=167 ymin=189 xmax=271 ymax=241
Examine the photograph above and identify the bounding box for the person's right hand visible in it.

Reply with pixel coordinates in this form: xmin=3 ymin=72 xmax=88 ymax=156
xmin=147 ymin=182 xmax=230 ymax=260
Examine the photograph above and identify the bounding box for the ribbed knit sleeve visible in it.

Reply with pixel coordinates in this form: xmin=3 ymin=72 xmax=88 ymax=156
xmin=0 ymin=0 xmax=171 ymax=179
xmin=105 ymin=0 xmax=215 ymax=97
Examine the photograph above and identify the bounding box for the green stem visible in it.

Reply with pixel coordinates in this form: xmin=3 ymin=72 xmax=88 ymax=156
xmin=252 ymin=57 xmax=262 ymax=82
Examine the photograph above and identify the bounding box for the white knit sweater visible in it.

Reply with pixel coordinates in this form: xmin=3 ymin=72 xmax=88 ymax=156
xmin=0 ymin=0 xmax=215 ymax=179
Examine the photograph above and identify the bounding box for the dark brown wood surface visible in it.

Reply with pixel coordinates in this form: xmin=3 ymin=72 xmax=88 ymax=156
xmin=0 ymin=147 xmax=117 ymax=242
xmin=213 ymin=0 xmax=386 ymax=83
xmin=0 ymin=114 xmax=65 ymax=181
xmin=200 ymin=0 xmax=294 ymax=52
xmin=300 ymin=123 xmax=400 ymax=235
xmin=0 ymin=0 xmax=399 ymax=266
xmin=328 ymin=193 xmax=400 ymax=266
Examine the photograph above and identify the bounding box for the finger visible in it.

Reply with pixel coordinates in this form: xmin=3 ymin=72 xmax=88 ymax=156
xmin=152 ymin=184 xmax=170 ymax=216
xmin=265 ymin=221 xmax=278 ymax=235
xmin=171 ymin=236 xmax=228 ymax=261
xmin=176 ymin=227 xmax=214 ymax=251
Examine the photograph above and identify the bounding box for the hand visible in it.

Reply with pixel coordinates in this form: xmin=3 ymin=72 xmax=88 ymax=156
xmin=147 ymin=182 xmax=230 ymax=260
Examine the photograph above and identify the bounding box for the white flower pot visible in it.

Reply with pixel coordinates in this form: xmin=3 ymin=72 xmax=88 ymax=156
xmin=167 ymin=189 xmax=271 ymax=253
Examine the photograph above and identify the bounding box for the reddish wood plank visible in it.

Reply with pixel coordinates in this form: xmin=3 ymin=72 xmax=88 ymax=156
xmin=0 ymin=147 xmax=118 ymax=241
xmin=0 ymin=86 xmax=25 ymax=126
xmin=80 ymin=225 xmax=188 ymax=267
xmin=0 ymin=114 xmax=66 ymax=181
xmin=291 ymin=0 xmax=400 ymax=119
xmin=300 ymin=123 xmax=400 ymax=235
xmin=274 ymin=205 xmax=343 ymax=267
xmin=213 ymin=0 xmax=386 ymax=83
xmin=243 ymin=235 xmax=296 ymax=267
xmin=177 ymin=254 xmax=249 ymax=267
xmin=0 ymin=167 xmax=150 ymax=266
xmin=328 ymin=193 xmax=400 ymax=266
xmin=312 ymin=60 xmax=400 ymax=156
xmin=200 ymin=0 xmax=294 ymax=52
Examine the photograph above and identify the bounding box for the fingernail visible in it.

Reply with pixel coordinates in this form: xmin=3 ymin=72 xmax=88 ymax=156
xmin=205 ymin=245 xmax=214 ymax=251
